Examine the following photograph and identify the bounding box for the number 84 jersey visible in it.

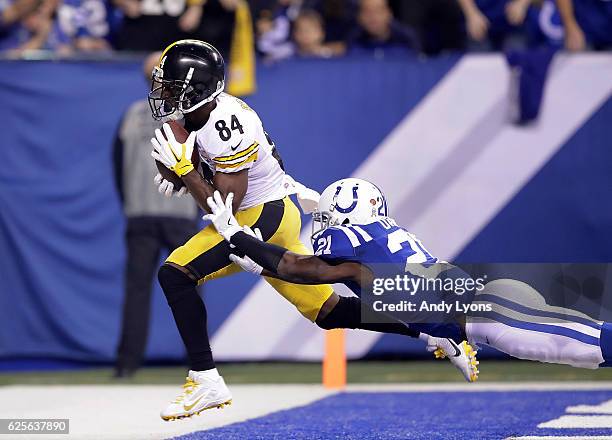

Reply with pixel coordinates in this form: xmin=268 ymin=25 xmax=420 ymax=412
xmin=312 ymin=217 xmax=438 ymax=295
xmin=194 ymin=93 xmax=287 ymax=210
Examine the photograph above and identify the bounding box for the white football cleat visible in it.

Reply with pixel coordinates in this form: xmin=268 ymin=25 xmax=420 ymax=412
xmin=427 ymin=337 xmax=479 ymax=382
xmin=161 ymin=370 xmax=232 ymax=421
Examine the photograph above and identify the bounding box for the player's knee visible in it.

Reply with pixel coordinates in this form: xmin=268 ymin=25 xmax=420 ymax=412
xmin=316 ymin=296 xmax=361 ymax=330
xmin=158 ymin=264 xmax=196 ymax=305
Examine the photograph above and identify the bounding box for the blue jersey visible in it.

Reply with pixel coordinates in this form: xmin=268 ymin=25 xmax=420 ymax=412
xmin=57 ymin=0 xmax=116 ymax=41
xmin=313 ymin=217 xmax=470 ymax=342
xmin=312 ymin=217 xmax=437 ymax=297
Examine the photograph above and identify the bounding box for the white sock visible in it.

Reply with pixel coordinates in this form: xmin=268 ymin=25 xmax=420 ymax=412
xmin=190 ymin=368 xmax=220 ymax=381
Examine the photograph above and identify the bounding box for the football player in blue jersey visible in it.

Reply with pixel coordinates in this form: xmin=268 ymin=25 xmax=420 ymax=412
xmin=204 ymin=178 xmax=612 ymax=373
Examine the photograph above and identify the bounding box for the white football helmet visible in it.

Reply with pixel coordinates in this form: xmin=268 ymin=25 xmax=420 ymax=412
xmin=312 ymin=178 xmax=388 ymax=239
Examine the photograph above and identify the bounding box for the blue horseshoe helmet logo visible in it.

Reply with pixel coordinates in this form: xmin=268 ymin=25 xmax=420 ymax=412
xmin=333 ymin=185 xmax=359 ymax=213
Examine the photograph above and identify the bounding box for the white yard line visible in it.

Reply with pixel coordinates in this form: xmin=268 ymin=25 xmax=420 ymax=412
xmin=3 ymin=382 xmax=612 ymax=439
xmin=0 ymin=384 xmax=333 ymax=440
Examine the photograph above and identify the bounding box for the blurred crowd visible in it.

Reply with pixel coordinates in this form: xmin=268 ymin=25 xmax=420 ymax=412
xmin=0 ymin=0 xmax=610 ymax=57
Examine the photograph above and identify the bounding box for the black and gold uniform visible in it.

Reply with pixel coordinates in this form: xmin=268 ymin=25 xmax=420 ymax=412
xmin=167 ymin=92 xmax=333 ymax=322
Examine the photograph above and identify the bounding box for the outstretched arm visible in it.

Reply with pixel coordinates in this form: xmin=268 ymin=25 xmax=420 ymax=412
xmin=202 ymin=190 xmax=368 ymax=285
xmin=229 ymin=229 xmax=366 ymax=285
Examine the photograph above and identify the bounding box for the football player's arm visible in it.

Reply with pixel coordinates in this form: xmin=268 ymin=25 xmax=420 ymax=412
xmin=182 ymin=169 xmax=247 ymax=214
xmin=229 ymin=231 xmax=366 ymax=285
xmin=196 ymin=112 xmax=258 ymax=213
xmin=276 ymin=253 xmax=366 ymax=285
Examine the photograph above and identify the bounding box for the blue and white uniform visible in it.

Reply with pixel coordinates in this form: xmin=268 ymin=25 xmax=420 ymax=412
xmin=312 ymin=217 xmax=612 ymax=369
xmin=312 ymin=216 xmax=437 ymax=296
xmin=312 ymin=216 xmax=468 ymax=342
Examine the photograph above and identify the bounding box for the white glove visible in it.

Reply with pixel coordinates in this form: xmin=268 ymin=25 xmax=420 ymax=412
xmin=153 ymin=173 xmax=188 ymax=198
xmin=151 ymin=123 xmax=196 ymax=177
xmin=229 ymin=226 xmax=264 ymax=275
xmin=202 ymin=190 xmax=242 ymax=241
xmin=282 ymin=174 xmax=320 ymax=214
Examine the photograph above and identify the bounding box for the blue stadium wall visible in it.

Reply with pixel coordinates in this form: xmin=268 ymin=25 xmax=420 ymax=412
xmin=0 ymin=54 xmax=610 ymax=366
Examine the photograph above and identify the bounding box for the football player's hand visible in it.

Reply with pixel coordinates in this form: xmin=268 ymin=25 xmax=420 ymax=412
xmin=230 ymin=252 xmax=263 ymax=275
xmin=283 ymin=174 xmax=320 ymax=214
xmin=154 ymin=173 xmax=188 ymax=198
xmin=229 ymin=226 xmax=264 ymax=275
xmin=296 ymin=186 xmax=320 ymax=214
xmin=151 ymin=123 xmax=196 ymax=177
xmin=202 ymin=191 xmax=242 ymax=241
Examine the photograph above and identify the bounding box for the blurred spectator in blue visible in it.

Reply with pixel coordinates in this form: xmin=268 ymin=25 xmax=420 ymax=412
xmin=56 ymin=0 xmax=116 ymax=52
xmin=256 ymin=5 xmax=293 ymax=60
xmin=0 ymin=0 xmax=39 ymax=46
xmin=0 ymin=0 xmax=62 ymax=52
xmin=114 ymin=0 xmax=236 ymax=54
xmin=391 ymin=0 xmax=466 ymax=56
xmin=1 ymin=0 xmax=115 ymax=54
xmin=2 ymin=0 xmax=83 ymax=54
xmin=256 ymin=0 xmax=352 ymax=61
xmin=292 ymin=9 xmax=344 ymax=57
xmin=523 ymin=0 xmax=564 ymax=48
xmin=555 ymin=0 xmax=612 ymax=51
xmin=348 ymin=0 xmax=419 ymax=53
xmin=1 ymin=0 xmax=37 ymax=23
xmin=113 ymin=52 xmax=199 ymax=378
xmin=457 ymin=0 xmax=536 ymax=50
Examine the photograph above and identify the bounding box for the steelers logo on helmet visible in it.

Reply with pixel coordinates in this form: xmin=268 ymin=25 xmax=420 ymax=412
xmin=312 ymin=178 xmax=388 ymax=240
xmin=148 ymin=39 xmax=226 ymax=120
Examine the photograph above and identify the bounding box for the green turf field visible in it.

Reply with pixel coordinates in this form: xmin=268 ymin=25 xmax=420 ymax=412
xmin=2 ymin=361 xmax=612 ymax=386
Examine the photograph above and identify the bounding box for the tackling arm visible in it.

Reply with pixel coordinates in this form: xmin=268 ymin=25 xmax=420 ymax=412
xmin=229 ymin=230 xmax=367 ymax=285
xmin=203 ymin=189 xmax=371 ymax=285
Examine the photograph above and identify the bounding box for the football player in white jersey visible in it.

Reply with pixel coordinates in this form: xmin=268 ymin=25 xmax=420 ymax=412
xmin=149 ymin=40 xmax=477 ymax=420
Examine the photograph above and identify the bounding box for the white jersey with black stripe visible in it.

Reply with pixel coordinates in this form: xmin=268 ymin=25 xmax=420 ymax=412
xmin=194 ymin=93 xmax=287 ymax=210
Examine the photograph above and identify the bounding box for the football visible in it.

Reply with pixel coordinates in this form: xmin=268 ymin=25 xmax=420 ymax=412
xmin=155 ymin=120 xmax=200 ymax=191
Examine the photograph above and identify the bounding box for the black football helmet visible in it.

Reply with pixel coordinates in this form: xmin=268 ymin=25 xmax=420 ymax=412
xmin=149 ymin=39 xmax=225 ymax=120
